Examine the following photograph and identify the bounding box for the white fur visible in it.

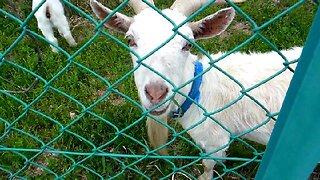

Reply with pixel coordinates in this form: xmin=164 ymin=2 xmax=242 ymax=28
xmin=90 ymin=1 xmax=301 ymax=179
xmin=32 ymin=0 xmax=77 ymax=52
xmin=179 ymin=48 xmax=300 ymax=180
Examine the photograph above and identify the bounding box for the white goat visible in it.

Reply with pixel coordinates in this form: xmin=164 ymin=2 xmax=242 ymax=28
xmin=90 ymin=0 xmax=302 ymax=179
xmin=32 ymin=0 xmax=77 ymax=52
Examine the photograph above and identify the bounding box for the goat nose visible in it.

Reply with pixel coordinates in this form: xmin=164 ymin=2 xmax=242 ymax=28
xmin=145 ymin=83 xmax=169 ymax=105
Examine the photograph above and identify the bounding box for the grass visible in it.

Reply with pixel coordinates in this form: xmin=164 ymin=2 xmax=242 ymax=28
xmin=0 ymin=0 xmax=319 ymax=179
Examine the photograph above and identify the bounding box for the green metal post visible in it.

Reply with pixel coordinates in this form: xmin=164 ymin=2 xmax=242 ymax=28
xmin=256 ymin=6 xmax=320 ymax=180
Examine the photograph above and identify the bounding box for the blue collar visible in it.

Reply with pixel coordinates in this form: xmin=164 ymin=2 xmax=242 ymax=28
xmin=171 ymin=61 xmax=203 ymax=118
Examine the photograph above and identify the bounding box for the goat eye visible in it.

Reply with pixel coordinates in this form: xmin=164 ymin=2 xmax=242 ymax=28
xmin=127 ymin=38 xmax=137 ymax=47
xmin=182 ymin=43 xmax=192 ymax=51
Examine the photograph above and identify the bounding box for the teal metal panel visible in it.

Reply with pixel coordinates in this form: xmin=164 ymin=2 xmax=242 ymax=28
xmin=256 ymin=6 xmax=320 ymax=180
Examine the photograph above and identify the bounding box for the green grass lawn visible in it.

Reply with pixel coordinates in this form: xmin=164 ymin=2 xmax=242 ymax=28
xmin=0 ymin=0 xmax=318 ymax=179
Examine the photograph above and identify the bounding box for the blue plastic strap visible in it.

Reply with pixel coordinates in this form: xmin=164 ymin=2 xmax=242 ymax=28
xmin=171 ymin=61 xmax=203 ymax=118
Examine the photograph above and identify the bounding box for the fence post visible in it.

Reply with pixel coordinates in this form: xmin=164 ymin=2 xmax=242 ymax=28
xmin=255 ymin=6 xmax=320 ymax=180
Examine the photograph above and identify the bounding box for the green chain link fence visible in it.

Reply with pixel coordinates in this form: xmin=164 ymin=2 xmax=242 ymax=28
xmin=0 ymin=0 xmax=319 ymax=179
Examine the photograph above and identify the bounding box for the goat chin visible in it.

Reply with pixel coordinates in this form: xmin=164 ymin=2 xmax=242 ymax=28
xmin=147 ymin=116 xmax=169 ymax=155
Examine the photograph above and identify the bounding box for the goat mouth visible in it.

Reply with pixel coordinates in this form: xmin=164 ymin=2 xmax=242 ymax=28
xmin=149 ymin=105 xmax=169 ymax=116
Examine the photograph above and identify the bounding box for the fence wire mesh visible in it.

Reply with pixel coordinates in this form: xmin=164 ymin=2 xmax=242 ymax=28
xmin=0 ymin=0 xmax=318 ymax=179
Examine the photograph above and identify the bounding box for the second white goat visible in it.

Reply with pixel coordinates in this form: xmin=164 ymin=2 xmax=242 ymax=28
xmin=32 ymin=0 xmax=77 ymax=52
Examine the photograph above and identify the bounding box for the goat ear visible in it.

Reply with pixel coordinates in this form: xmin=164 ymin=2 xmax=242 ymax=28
xmin=90 ymin=0 xmax=133 ymax=33
xmin=189 ymin=7 xmax=235 ymax=40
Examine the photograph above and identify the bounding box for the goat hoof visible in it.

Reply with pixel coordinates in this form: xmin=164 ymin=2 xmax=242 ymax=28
xmin=198 ymin=170 xmax=213 ymax=180
xmin=157 ymin=148 xmax=168 ymax=155
xmin=51 ymin=48 xmax=59 ymax=53
xmin=68 ymin=39 xmax=77 ymax=47
xmin=69 ymin=42 xmax=77 ymax=47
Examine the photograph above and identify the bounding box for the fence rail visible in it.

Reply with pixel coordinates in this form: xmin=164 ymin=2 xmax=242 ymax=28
xmin=0 ymin=0 xmax=319 ymax=179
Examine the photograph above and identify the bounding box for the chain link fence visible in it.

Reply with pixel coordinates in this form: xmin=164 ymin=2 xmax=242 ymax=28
xmin=0 ymin=0 xmax=319 ymax=179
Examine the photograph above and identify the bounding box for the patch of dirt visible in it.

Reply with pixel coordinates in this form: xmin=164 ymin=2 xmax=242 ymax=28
xmin=69 ymin=15 xmax=95 ymax=42
xmin=27 ymin=151 xmax=59 ymax=177
xmin=232 ymin=22 xmax=252 ymax=35
xmin=219 ymin=30 xmax=232 ymax=40
xmin=219 ymin=21 xmax=252 ymax=40
xmin=96 ymin=90 xmax=126 ymax=106
xmin=109 ymin=95 xmax=126 ymax=106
